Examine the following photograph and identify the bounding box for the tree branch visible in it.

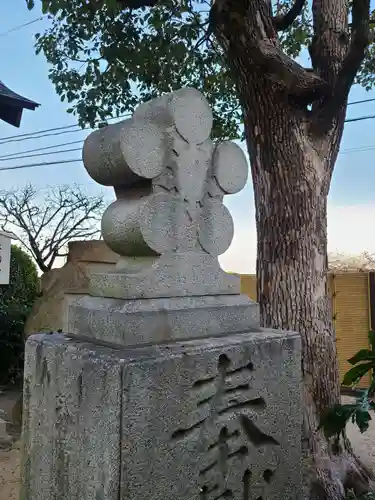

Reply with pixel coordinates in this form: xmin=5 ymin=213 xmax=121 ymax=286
xmin=272 ymin=0 xmax=307 ymax=31
xmin=313 ymin=0 xmax=371 ymax=131
xmin=0 ymin=185 xmax=103 ymax=273
xmin=247 ymin=38 xmax=331 ymax=103
xmin=212 ymin=0 xmax=330 ymax=105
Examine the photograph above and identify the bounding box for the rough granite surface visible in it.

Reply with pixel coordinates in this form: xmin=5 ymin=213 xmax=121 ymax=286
xmin=22 ymin=331 xmax=301 ymax=500
xmin=82 ymin=88 xmax=248 ymax=299
xmin=66 ymin=294 xmax=260 ymax=346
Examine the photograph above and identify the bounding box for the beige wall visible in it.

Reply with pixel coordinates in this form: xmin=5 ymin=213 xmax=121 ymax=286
xmin=239 ymin=272 xmax=371 ymax=387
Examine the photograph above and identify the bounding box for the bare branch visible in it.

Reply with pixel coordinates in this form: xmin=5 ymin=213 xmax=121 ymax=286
xmin=272 ymin=0 xmax=307 ymax=31
xmin=0 ymin=185 xmax=104 ymax=273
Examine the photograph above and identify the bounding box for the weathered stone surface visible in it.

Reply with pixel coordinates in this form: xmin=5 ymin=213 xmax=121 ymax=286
xmin=66 ymin=294 xmax=259 ymax=346
xmin=21 ymin=334 xmax=122 ymax=500
xmin=89 ymin=252 xmax=241 ymax=299
xmin=0 ymin=417 xmax=12 ymax=449
xmin=24 ymin=240 xmax=119 ymax=336
xmin=22 ymin=330 xmax=301 ymax=500
xmin=82 ymin=87 xmax=248 ymax=299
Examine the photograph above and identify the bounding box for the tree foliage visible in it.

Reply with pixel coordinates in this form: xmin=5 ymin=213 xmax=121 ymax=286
xmin=0 ymin=184 xmax=104 ymax=273
xmin=0 ymin=246 xmax=39 ymax=385
xmin=26 ymin=0 xmax=375 ymax=137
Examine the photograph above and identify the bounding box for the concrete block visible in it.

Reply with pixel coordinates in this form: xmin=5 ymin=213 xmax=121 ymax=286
xmin=66 ymin=294 xmax=259 ymax=346
xmin=21 ymin=334 xmax=122 ymax=500
xmin=22 ymin=330 xmax=301 ymax=500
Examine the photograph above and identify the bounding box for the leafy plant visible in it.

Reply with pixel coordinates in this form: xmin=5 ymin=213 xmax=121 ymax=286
xmin=345 ymin=492 xmax=375 ymax=500
xmin=0 ymin=246 xmax=39 ymax=385
xmin=320 ymin=330 xmax=375 ymax=441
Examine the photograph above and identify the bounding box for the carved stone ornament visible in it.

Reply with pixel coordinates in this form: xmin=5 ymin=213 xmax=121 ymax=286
xmin=82 ymin=88 xmax=248 ymax=299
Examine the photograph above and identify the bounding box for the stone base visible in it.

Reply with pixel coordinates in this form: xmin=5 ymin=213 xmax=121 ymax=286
xmin=22 ymin=330 xmax=301 ymax=500
xmin=65 ymin=294 xmax=259 ymax=346
xmin=89 ymin=252 xmax=241 ymax=299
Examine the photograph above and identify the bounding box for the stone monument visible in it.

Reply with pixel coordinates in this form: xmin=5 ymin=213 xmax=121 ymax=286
xmin=21 ymin=88 xmax=302 ymax=500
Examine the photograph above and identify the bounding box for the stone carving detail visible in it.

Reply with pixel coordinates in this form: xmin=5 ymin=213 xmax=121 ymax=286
xmin=171 ymin=354 xmax=280 ymax=500
xmin=82 ymin=88 xmax=248 ymax=299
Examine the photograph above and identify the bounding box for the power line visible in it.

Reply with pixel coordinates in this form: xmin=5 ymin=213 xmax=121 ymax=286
xmin=0 ymin=94 xmax=374 ymax=146
xmin=3 ymin=141 xmax=371 ymax=163
xmin=347 ymin=97 xmax=375 ymax=106
xmin=340 ymin=145 xmax=375 ymax=155
xmin=0 ymin=158 xmax=81 ymax=172
xmin=0 ymin=139 xmax=84 ymax=159
xmin=0 ymin=17 xmax=44 ymax=38
xmin=0 ymin=123 xmax=80 ymax=142
xmin=0 ymin=112 xmax=132 ymax=144
xmin=0 ymin=147 xmax=82 ymax=162
xmin=0 ymin=127 xmax=88 ymax=145
xmin=0 ymin=139 xmax=374 ymax=171
xmin=345 ymin=114 xmax=375 ymax=123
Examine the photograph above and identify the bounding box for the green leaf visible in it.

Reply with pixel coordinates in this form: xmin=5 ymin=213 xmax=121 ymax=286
xmin=29 ymin=0 xmax=375 ymax=135
xmin=343 ymin=362 xmax=374 ymax=387
xmin=26 ymin=0 xmax=35 ymax=9
xmin=369 ymin=330 xmax=375 ymax=353
xmin=319 ymin=404 xmax=356 ymax=439
xmin=348 ymin=349 xmax=375 ymax=365
xmin=354 ymin=407 xmax=372 ymax=433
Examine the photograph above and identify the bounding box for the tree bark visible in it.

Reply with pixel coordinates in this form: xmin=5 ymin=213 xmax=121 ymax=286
xmin=211 ymin=0 xmax=373 ymax=498
xmin=241 ymin=82 xmax=370 ymax=499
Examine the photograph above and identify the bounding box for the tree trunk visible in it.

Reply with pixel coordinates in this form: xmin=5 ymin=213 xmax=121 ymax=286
xmin=241 ymin=81 xmax=370 ymax=499
xmin=211 ymin=0 xmax=373 ymax=497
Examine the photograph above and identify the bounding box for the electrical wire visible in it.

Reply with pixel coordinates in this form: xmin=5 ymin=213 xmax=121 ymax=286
xmin=0 ymin=158 xmax=81 ymax=172
xmin=0 ymin=98 xmax=374 ymax=166
xmin=0 ymin=128 xmax=89 ymax=145
xmin=0 ymin=17 xmax=44 ymax=37
xmin=347 ymin=97 xmax=375 ymax=106
xmin=345 ymin=114 xmax=375 ymax=123
xmin=0 ymin=147 xmax=82 ymax=162
xmin=0 ymin=140 xmax=84 ymax=159
xmin=340 ymin=145 xmax=375 ymax=155
xmin=0 ymin=112 xmax=132 ymax=144
xmin=0 ymin=94 xmax=374 ymax=145
xmin=0 ymin=123 xmax=80 ymax=142
xmin=1 ymin=139 xmax=375 ymax=171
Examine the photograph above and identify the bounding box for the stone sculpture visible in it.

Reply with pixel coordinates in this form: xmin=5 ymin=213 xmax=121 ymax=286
xmin=21 ymin=88 xmax=302 ymax=500
xmin=82 ymin=88 xmax=248 ymax=299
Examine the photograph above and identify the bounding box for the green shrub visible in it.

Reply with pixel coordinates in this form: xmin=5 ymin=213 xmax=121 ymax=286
xmin=320 ymin=330 xmax=375 ymax=441
xmin=0 ymin=245 xmax=39 ymax=385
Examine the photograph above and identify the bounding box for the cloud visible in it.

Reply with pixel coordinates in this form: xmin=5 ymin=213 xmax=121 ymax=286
xmin=219 ymin=202 xmax=375 ymax=274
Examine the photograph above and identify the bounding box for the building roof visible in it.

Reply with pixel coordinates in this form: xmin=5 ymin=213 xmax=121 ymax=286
xmin=0 ymin=230 xmax=17 ymax=240
xmin=0 ymin=80 xmax=40 ymax=127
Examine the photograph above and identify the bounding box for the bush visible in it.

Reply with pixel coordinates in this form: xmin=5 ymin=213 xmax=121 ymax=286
xmin=320 ymin=330 xmax=375 ymax=442
xmin=0 ymin=245 xmax=39 ymax=385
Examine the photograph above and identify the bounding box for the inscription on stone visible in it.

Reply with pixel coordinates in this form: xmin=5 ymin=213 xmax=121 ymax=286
xmin=172 ymin=354 xmax=280 ymax=500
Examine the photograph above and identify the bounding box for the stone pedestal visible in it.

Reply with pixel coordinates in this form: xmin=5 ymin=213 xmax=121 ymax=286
xmin=21 ymin=88 xmax=302 ymax=500
xmin=23 ymin=328 xmax=301 ymax=500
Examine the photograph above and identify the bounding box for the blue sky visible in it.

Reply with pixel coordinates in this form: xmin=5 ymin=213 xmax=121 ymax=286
xmin=1 ymin=0 xmax=375 ymax=273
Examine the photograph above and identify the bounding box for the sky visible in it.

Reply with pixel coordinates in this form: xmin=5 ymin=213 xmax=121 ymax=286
xmin=0 ymin=0 xmax=375 ymax=274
